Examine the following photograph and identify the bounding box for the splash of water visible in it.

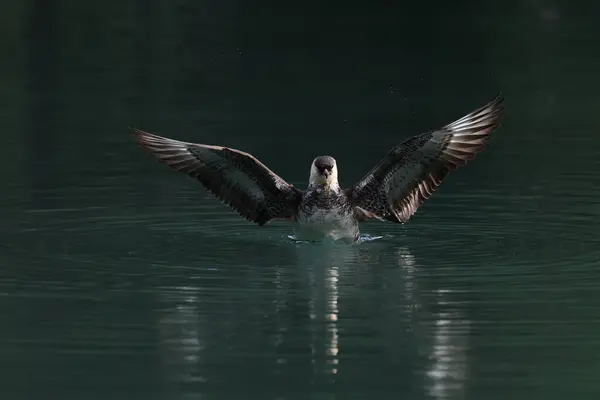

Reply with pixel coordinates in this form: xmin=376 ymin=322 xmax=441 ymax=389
xmin=357 ymin=233 xmax=385 ymax=243
xmin=286 ymin=233 xmax=385 ymax=244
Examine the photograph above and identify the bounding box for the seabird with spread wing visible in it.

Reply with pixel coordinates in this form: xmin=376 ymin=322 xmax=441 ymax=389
xmin=133 ymin=94 xmax=503 ymax=243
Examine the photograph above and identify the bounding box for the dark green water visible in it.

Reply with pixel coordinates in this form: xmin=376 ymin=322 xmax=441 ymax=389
xmin=2 ymin=1 xmax=600 ymax=399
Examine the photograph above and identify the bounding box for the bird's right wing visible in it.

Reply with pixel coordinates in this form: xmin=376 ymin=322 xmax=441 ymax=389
xmin=347 ymin=94 xmax=503 ymax=223
xmin=133 ymin=129 xmax=302 ymax=225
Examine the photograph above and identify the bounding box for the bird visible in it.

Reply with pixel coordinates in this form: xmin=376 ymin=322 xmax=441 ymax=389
xmin=133 ymin=94 xmax=503 ymax=243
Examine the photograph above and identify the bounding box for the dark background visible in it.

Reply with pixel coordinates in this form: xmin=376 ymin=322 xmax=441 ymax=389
xmin=2 ymin=1 xmax=600 ymax=399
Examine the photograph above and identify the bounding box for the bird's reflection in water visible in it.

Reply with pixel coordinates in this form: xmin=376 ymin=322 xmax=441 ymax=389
xmin=294 ymin=241 xmax=419 ymax=385
xmin=156 ymin=286 xmax=205 ymax=386
xmin=424 ymin=289 xmax=470 ymax=399
xmin=325 ymin=263 xmax=339 ymax=373
xmin=272 ymin=262 xmax=287 ymax=372
xmin=295 ymin=243 xmax=343 ymax=385
xmin=153 ymin=238 xmax=470 ymax=396
xmin=397 ymin=246 xmax=418 ymax=318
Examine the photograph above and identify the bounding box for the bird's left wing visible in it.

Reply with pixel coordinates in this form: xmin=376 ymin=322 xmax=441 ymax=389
xmin=347 ymin=94 xmax=503 ymax=223
xmin=133 ymin=129 xmax=302 ymax=225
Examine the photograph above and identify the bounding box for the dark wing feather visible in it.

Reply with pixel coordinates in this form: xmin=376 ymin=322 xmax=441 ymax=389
xmin=133 ymin=129 xmax=302 ymax=225
xmin=348 ymin=94 xmax=504 ymax=223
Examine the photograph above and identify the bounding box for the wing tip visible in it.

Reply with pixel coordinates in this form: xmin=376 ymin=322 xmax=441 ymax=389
xmin=476 ymin=92 xmax=505 ymax=116
xmin=129 ymin=126 xmax=159 ymax=143
xmin=129 ymin=126 xmax=154 ymax=150
xmin=445 ymin=92 xmax=505 ymax=136
xmin=491 ymin=92 xmax=504 ymax=106
xmin=129 ymin=127 xmax=188 ymax=156
xmin=129 ymin=126 xmax=148 ymax=137
xmin=484 ymin=92 xmax=504 ymax=119
xmin=487 ymin=92 xmax=504 ymax=119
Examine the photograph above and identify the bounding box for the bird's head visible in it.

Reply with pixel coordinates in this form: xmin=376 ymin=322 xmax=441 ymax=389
xmin=309 ymin=155 xmax=339 ymax=190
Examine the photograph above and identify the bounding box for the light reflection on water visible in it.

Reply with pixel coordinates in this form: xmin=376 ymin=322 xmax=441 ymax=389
xmin=157 ymin=286 xmax=205 ymax=385
xmin=425 ymin=290 xmax=470 ymax=400
xmin=325 ymin=263 xmax=339 ymax=376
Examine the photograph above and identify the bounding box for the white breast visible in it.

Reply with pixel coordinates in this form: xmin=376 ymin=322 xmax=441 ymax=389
xmin=295 ymin=206 xmax=358 ymax=242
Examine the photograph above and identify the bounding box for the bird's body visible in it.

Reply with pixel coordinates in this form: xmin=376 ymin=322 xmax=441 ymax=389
xmin=133 ymin=95 xmax=504 ymax=243
xmin=296 ymin=184 xmax=359 ymax=243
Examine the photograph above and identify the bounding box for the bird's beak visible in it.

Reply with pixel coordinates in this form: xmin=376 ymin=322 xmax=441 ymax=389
xmin=322 ymin=170 xmax=330 ymax=178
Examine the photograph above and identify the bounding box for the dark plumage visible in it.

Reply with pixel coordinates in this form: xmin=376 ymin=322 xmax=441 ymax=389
xmin=133 ymin=94 xmax=504 ymax=242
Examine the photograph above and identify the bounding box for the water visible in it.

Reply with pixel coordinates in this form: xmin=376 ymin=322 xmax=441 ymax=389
xmin=2 ymin=0 xmax=600 ymax=399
